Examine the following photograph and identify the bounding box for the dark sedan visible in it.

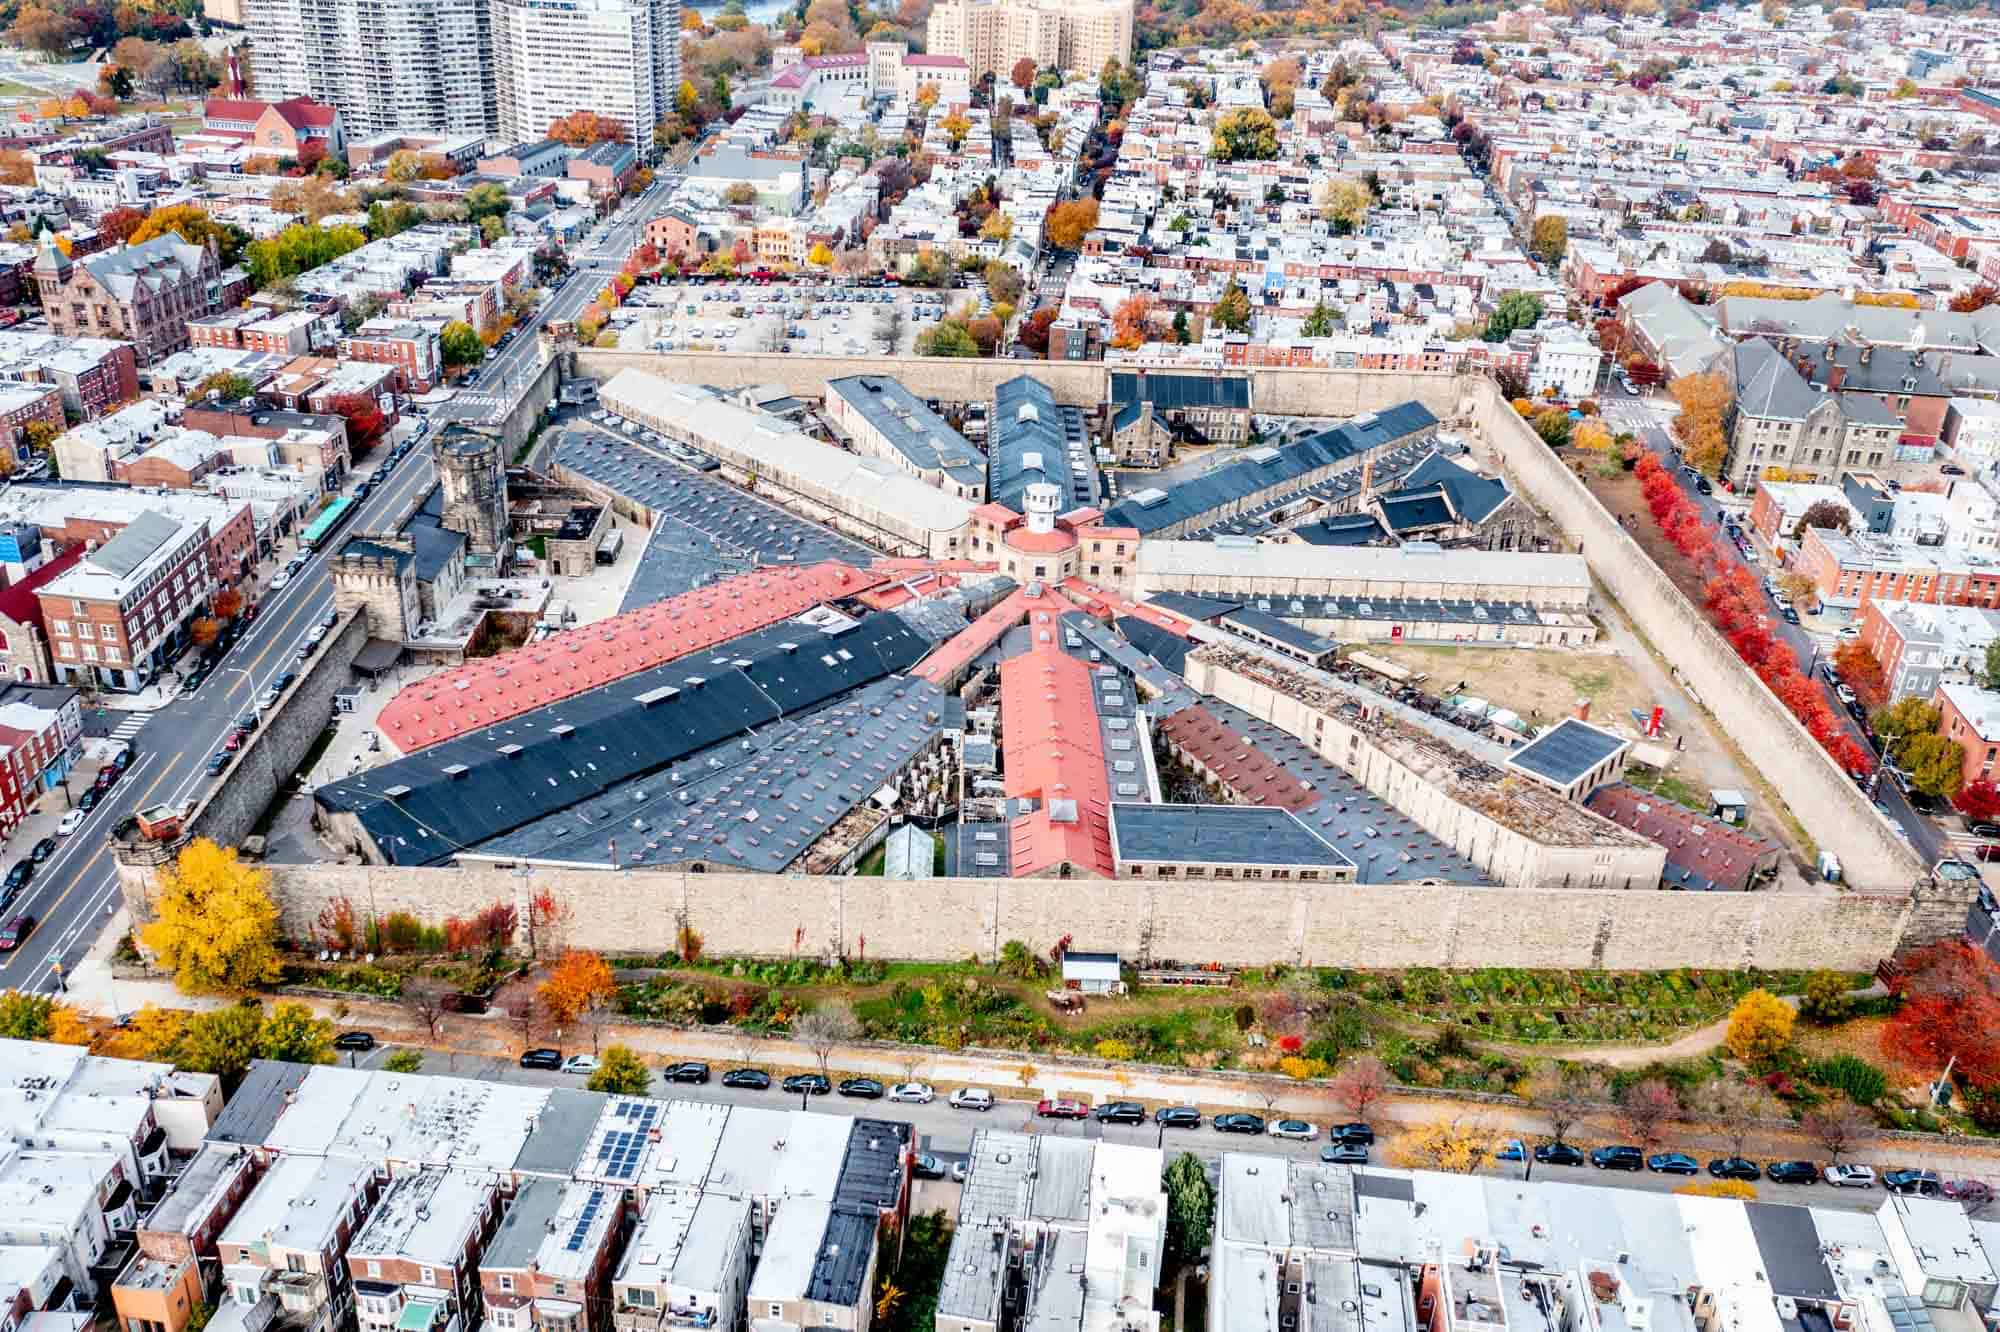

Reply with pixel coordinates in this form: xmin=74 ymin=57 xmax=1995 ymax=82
xmin=29 ymin=837 xmax=55 ymax=863
xmin=912 ymin=1153 xmax=947 ymax=1180
xmin=1647 ymin=1153 xmax=1700 ymax=1175
xmin=782 ymin=1073 xmax=831 ymax=1096
xmin=1094 ymin=1101 xmax=1145 ymax=1124
xmin=1883 ymin=1169 xmax=1942 ymax=1196
xmin=837 ymin=1078 xmax=884 ymax=1099
xmin=1214 ymin=1113 xmax=1266 ymax=1135
xmin=1767 ymin=1160 xmax=1821 ymax=1184
xmin=1590 ymin=1145 xmax=1645 ymax=1171
xmin=1154 ymin=1106 xmax=1202 ymax=1129
xmin=1321 ymin=1142 xmax=1369 ymax=1165
xmin=722 ymin=1068 xmax=770 ymax=1090
xmin=1534 ymin=1143 xmax=1586 ymax=1167
xmin=1330 ymin=1123 xmax=1375 ymax=1144
xmin=664 ymin=1062 xmax=710 ymax=1084
xmin=333 ymin=1031 xmax=375 ymax=1051
xmin=1708 ymin=1157 xmax=1761 ymax=1181
xmin=519 ymin=1048 xmax=563 ymax=1070
xmin=3 ymin=860 xmax=32 ymax=892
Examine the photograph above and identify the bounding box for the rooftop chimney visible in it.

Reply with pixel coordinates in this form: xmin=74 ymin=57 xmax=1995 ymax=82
xmin=1574 ymin=698 xmax=1591 ymax=721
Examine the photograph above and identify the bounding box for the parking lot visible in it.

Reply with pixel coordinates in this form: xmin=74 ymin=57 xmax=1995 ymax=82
xmin=614 ymin=279 xmax=986 ymax=356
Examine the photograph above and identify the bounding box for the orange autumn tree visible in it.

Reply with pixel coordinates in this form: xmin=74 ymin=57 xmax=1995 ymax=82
xmin=547 ymin=111 xmax=628 ymax=146
xmin=538 ymin=950 xmax=617 ymax=1028
xmin=1882 ymin=939 xmax=2000 ymax=1091
xmin=1110 ymin=292 xmax=1153 ymax=349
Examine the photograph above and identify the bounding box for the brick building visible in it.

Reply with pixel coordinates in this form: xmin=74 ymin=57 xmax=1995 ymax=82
xmin=188 ymin=308 xmax=321 ymax=356
xmin=0 ymin=380 xmax=65 ymax=462
xmin=0 ymin=541 xmax=86 ymax=684
xmin=200 ymin=95 xmax=346 ymax=158
xmin=348 ymin=1170 xmax=499 ymax=1332
xmin=37 ymin=510 xmax=221 ymax=691
xmin=33 ymin=232 xmax=224 ymax=365
xmin=1936 ymin=681 xmax=2000 ymax=791
xmin=183 ymin=403 xmax=352 ymax=482
xmin=1795 ymin=525 xmax=2000 ymax=613
xmin=339 ymin=319 xmax=442 ymax=392
xmin=0 ymin=331 xmax=139 ymax=420
xmin=479 ymin=1179 xmax=624 ymax=1332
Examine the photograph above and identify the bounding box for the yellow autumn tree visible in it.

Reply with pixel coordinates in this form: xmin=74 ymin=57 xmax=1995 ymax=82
xmin=140 ymin=838 xmax=283 ymax=994
xmin=807 ymin=241 xmax=834 ymax=267
xmin=1391 ymin=1118 xmax=1495 ymax=1173
xmin=1669 ymin=371 xmax=1733 ymax=477
xmin=1572 ymin=420 xmax=1614 ymax=451
xmin=1723 ymin=989 xmax=1795 ymax=1065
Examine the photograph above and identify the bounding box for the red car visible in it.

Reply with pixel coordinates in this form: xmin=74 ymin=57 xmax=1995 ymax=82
xmin=224 ymin=731 xmax=244 ymax=752
xmin=1036 ymin=1098 xmax=1088 ymax=1120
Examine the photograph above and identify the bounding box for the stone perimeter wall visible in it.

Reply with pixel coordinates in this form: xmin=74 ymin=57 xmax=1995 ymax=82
xmin=216 ymin=861 xmax=1927 ymax=970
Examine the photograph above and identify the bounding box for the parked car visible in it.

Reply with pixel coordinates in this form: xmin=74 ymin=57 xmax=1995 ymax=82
xmin=1708 ymin=1157 xmax=1761 ymax=1181
xmin=1883 ymin=1169 xmax=1942 ymax=1196
xmin=1766 ymin=1160 xmax=1820 ymax=1184
xmin=56 ymin=809 xmax=83 ymax=836
xmin=207 ymin=751 xmax=230 ymax=775
xmin=1322 ymin=1142 xmax=1370 ymax=1165
xmin=94 ymin=765 xmax=119 ymax=792
xmin=0 ymin=914 xmax=35 ymax=951
xmin=951 ymin=1160 xmax=969 ymax=1183
xmin=1268 ymin=1119 xmax=1320 ymax=1142
xmin=1590 ymin=1145 xmax=1645 ymax=1171
xmin=889 ymin=1082 xmax=935 ymax=1104
xmin=560 ymin=1055 xmax=600 ymax=1076
xmin=333 ymin=1031 xmax=376 ymax=1052
xmin=1824 ymin=1164 xmax=1877 ymax=1188
xmin=77 ymin=788 xmax=98 ymax=813
xmin=782 ymin=1073 xmax=831 ymax=1096
xmin=837 ymin=1078 xmax=884 ymax=1099
xmin=663 ymin=1061 xmax=710 ymax=1084
xmin=519 ymin=1048 xmax=563 ymax=1070
xmin=1965 ymin=821 xmax=2000 ymax=840
xmin=1094 ymin=1101 xmax=1145 ymax=1124
xmin=1648 ymin=1153 xmax=1700 ymax=1175
xmin=29 ymin=837 xmax=54 ymax=863
xmin=2 ymin=861 xmax=30 ymax=892
xmin=1214 ymin=1113 xmax=1266 ymax=1135
xmin=1330 ymin=1123 xmax=1375 ymax=1144
xmin=949 ymin=1087 xmax=994 ymax=1110
xmin=1036 ymin=1098 xmax=1088 ymax=1120
xmin=1154 ymin=1106 xmax=1202 ymax=1129
xmin=719 ymin=1068 xmax=769 ymax=1089
xmin=912 ymin=1153 xmax=947 ymax=1180
xmin=1497 ymin=1140 xmax=1527 ymax=1162
xmin=1944 ymin=1179 xmax=1994 ymax=1205
xmin=1536 ymin=1143 xmax=1586 ymax=1166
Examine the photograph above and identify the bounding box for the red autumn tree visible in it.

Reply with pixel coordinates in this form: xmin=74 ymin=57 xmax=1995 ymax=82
xmin=98 ymin=205 xmax=145 ymax=245
xmin=1882 ymin=939 xmax=2000 ymax=1090
xmin=1832 ymin=640 xmax=1887 ymax=710
xmin=1018 ymin=306 xmax=1058 ymax=354
xmin=329 ymin=393 xmax=388 ymax=455
xmin=1955 ymin=779 xmax=2000 ymax=823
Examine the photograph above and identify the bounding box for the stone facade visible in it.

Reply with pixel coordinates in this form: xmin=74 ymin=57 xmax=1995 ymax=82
xmin=33 ymin=234 xmax=223 ymax=366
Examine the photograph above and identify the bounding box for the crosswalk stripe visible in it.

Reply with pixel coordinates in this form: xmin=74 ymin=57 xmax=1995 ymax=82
xmin=108 ymin=714 xmax=149 ymax=741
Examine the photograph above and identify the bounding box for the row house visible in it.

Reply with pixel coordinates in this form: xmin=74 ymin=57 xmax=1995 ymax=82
xmin=1795 ymin=524 xmax=2000 ymax=613
xmin=349 ymin=1171 xmax=500 ymax=1332
xmin=183 ymin=405 xmax=352 ymax=485
xmin=114 ymin=1145 xmax=263 ymax=1332
xmin=611 ymin=1192 xmax=752 ymax=1332
xmin=0 ymin=333 xmax=139 ymax=421
xmin=0 ymin=543 xmax=87 ymax=685
xmin=0 ymin=688 xmax=83 ymax=834
xmin=216 ymin=1156 xmax=379 ymax=1332
xmin=339 ymin=321 xmax=442 ymax=394
xmin=0 ymin=1146 xmax=135 ymax=1300
xmin=479 ymin=1180 xmax=624 ymax=1332
xmin=0 ymin=381 xmax=65 ymax=461
xmin=188 ymin=310 xmax=322 ymax=358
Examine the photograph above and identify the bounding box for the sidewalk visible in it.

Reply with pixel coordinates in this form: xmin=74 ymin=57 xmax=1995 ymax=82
xmin=58 ymin=961 xmax=2000 ymax=1179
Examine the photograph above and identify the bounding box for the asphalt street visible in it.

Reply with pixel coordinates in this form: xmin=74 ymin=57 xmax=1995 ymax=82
xmin=344 ymin=1045 xmax=1923 ymax=1214
xmin=1595 ymin=392 xmax=1944 ymax=867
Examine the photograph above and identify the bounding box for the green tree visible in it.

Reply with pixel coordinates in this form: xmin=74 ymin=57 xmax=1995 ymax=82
xmin=367 ymin=200 xmax=425 ymax=240
xmin=440 ymin=320 xmax=484 ymax=368
xmin=195 ymin=371 xmax=255 ymax=402
xmin=915 ymin=321 xmax=980 ymax=356
xmin=0 ymin=991 xmax=55 ymax=1040
xmin=1799 ymin=971 xmax=1853 ymax=1025
xmin=1163 ymin=1152 xmax=1214 ymax=1273
xmin=244 ymin=221 xmax=366 ymax=289
xmin=1301 ymin=300 xmax=1335 ymax=337
xmin=464 ymin=182 xmax=511 ymax=226
xmin=1212 ymin=106 xmax=1279 ymax=161
xmin=384 ymin=1049 xmax=424 ymax=1073
xmin=1483 ymin=291 xmax=1544 ymax=342
xmin=257 ymin=1001 xmax=334 ymax=1065
xmin=587 ymin=1045 xmax=653 ymax=1094
xmin=1873 ymin=697 xmax=1942 ymax=761
xmin=1211 ymin=279 xmax=1252 ymax=332
xmin=176 ymin=1004 xmax=268 ymax=1087
xmin=1171 ymin=309 xmax=1190 ymax=344
xmin=1983 ymin=638 xmax=2000 ymax=690
xmin=985 ymin=260 xmax=1024 ymax=307
xmin=1904 ymin=732 xmax=1967 ymax=798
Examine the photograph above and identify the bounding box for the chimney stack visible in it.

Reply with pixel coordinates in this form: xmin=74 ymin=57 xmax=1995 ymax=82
xmin=1574 ymin=698 xmax=1591 ymax=721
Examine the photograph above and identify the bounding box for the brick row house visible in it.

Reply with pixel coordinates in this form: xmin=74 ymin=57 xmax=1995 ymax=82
xmin=217 ymin=1155 xmax=380 ymax=1332
xmin=349 ymin=1171 xmax=500 ymax=1332
xmin=33 ymin=233 xmax=228 ymax=366
xmin=339 ymin=320 xmax=443 ymax=394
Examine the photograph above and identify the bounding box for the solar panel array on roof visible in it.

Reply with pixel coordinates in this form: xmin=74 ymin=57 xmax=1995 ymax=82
xmin=595 ymin=1101 xmax=660 ymax=1181
xmin=317 ymin=612 xmax=934 ymax=863
xmin=1102 ymin=402 xmax=1438 ymax=536
xmin=1110 ymin=371 xmax=1251 ymax=412
xmin=565 ymin=1188 xmax=608 ymax=1251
